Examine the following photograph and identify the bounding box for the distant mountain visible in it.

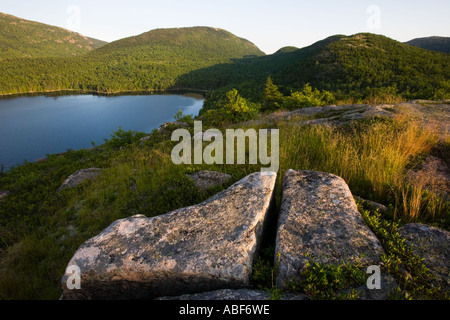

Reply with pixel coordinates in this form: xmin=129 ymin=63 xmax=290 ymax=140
xmin=275 ymin=33 xmax=450 ymax=95
xmin=405 ymin=36 xmax=450 ymax=54
xmin=274 ymin=46 xmax=299 ymax=54
xmin=94 ymin=26 xmax=263 ymax=57
xmin=0 ymin=12 xmax=106 ymax=60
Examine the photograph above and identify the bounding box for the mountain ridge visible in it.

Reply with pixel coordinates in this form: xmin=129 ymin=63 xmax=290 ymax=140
xmin=0 ymin=13 xmax=448 ymax=100
xmin=179 ymin=32 xmax=450 ymax=104
xmin=0 ymin=12 xmax=107 ymax=60
xmin=405 ymin=36 xmax=450 ymax=54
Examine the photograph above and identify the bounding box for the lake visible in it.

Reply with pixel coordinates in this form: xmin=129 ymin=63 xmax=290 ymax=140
xmin=0 ymin=94 xmax=204 ymax=169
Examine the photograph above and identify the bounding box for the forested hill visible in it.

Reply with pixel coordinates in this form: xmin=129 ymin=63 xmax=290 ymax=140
xmin=405 ymin=36 xmax=450 ymax=54
xmin=0 ymin=26 xmax=265 ymax=95
xmin=0 ymin=14 xmax=448 ymax=100
xmin=0 ymin=12 xmax=107 ymax=60
xmin=178 ymin=33 xmax=450 ymax=101
xmin=93 ymin=27 xmax=263 ymax=57
xmin=274 ymin=33 xmax=450 ymax=99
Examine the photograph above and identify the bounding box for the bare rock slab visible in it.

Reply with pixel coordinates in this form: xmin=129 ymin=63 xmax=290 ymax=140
xmin=156 ymin=289 xmax=272 ymax=300
xmin=61 ymin=172 xmax=277 ymax=300
xmin=275 ymin=170 xmax=384 ymax=287
xmin=187 ymin=171 xmax=232 ymax=191
xmin=156 ymin=289 xmax=310 ymax=301
xmin=57 ymin=168 xmax=102 ymax=192
xmin=398 ymin=223 xmax=449 ymax=288
xmin=345 ymin=273 xmax=398 ymax=300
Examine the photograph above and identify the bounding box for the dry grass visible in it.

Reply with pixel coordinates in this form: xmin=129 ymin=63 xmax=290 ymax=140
xmin=278 ymin=110 xmax=446 ymax=224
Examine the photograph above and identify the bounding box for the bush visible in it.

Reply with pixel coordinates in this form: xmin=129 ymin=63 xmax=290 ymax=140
xmin=202 ymin=89 xmax=260 ymax=125
xmin=282 ymin=83 xmax=335 ymax=109
xmin=103 ymin=127 xmax=147 ymax=150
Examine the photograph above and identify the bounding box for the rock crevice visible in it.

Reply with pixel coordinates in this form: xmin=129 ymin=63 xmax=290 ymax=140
xmin=61 ymin=170 xmax=448 ymax=300
xmin=275 ymin=170 xmax=385 ymax=287
xmin=61 ymin=172 xmax=277 ymax=300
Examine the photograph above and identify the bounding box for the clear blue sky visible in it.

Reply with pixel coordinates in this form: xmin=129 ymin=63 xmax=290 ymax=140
xmin=1 ymin=0 xmax=449 ymax=54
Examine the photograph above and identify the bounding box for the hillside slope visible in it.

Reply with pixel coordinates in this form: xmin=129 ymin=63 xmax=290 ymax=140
xmin=0 ymin=26 xmax=265 ymax=94
xmin=406 ymin=36 xmax=450 ymax=54
xmin=0 ymin=17 xmax=448 ymax=100
xmin=0 ymin=12 xmax=106 ymax=60
xmin=276 ymin=33 xmax=450 ymax=97
xmin=186 ymin=33 xmax=450 ymax=103
xmin=94 ymin=26 xmax=263 ymax=57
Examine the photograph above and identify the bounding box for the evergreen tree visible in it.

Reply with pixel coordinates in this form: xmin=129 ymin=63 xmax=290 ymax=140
xmin=263 ymin=77 xmax=283 ymax=111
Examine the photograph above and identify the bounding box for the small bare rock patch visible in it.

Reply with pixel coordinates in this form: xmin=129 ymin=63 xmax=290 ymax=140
xmin=57 ymin=168 xmax=102 ymax=193
xmin=186 ymin=171 xmax=232 ymax=191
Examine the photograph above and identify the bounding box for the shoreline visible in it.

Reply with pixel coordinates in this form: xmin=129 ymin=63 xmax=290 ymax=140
xmin=0 ymin=92 xmax=205 ymax=171
xmin=0 ymin=88 xmax=209 ymax=99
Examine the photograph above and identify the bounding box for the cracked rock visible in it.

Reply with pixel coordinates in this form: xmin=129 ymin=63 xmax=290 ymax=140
xmin=186 ymin=171 xmax=232 ymax=191
xmin=275 ymin=170 xmax=385 ymax=288
xmin=61 ymin=172 xmax=277 ymax=300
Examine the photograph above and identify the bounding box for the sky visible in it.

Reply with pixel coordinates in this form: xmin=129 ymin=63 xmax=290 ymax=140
xmin=1 ymin=0 xmax=449 ymax=54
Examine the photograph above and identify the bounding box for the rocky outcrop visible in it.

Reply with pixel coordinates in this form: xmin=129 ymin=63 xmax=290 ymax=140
xmin=61 ymin=172 xmax=277 ymax=300
xmin=249 ymin=100 xmax=450 ymax=135
xmin=264 ymin=104 xmax=395 ymax=125
xmin=57 ymin=168 xmax=102 ymax=192
xmin=140 ymin=121 xmax=188 ymax=145
xmin=406 ymin=155 xmax=450 ymax=196
xmin=345 ymin=273 xmax=398 ymax=300
xmin=60 ymin=169 xmax=448 ymax=300
xmin=354 ymin=196 xmax=389 ymax=214
xmin=341 ymin=105 xmax=394 ymax=120
xmin=395 ymin=101 xmax=449 ymax=140
xmin=275 ymin=170 xmax=385 ymax=287
xmin=187 ymin=171 xmax=232 ymax=191
xmin=158 ymin=121 xmax=187 ymax=134
xmin=398 ymin=223 xmax=449 ymax=287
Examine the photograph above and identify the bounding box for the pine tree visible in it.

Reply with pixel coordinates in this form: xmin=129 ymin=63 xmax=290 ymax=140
xmin=263 ymin=76 xmax=283 ymax=111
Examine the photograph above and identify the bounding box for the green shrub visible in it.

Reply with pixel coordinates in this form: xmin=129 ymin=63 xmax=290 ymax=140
xmin=282 ymin=83 xmax=335 ymax=109
xmin=284 ymin=258 xmax=366 ymax=300
xmin=202 ymin=89 xmax=260 ymax=125
xmin=358 ymin=201 xmax=447 ymax=299
xmin=103 ymin=127 xmax=147 ymax=150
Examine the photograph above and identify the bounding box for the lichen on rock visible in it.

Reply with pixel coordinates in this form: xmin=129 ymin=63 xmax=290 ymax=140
xmin=398 ymin=223 xmax=450 ymax=288
xmin=275 ymin=170 xmax=385 ymax=288
xmin=61 ymin=171 xmax=277 ymax=300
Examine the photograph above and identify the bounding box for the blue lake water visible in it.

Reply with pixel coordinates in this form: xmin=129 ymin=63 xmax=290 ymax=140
xmin=0 ymin=94 xmax=204 ymax=169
